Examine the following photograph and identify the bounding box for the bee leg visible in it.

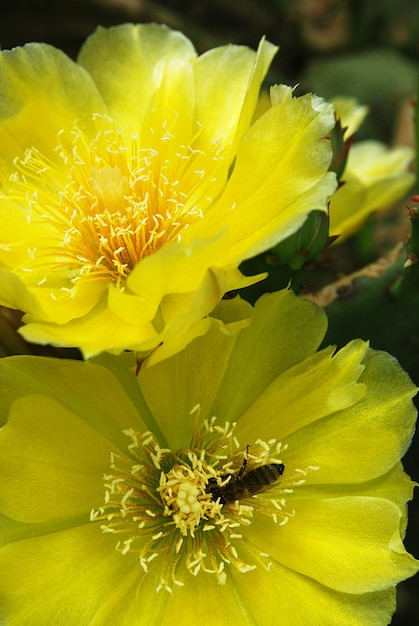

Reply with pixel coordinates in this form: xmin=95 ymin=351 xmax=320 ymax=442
xmin=235 ymin=444 xmax=250 ymax=482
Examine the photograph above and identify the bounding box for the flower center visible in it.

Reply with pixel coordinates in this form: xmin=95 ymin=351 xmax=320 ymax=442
xmin=9 ymin=114 xmax=225 ymax=293
xmin=91 ymin=413 xmax=317 ymax=592
xmin=158 ymin=459 xmax=222 ymax=537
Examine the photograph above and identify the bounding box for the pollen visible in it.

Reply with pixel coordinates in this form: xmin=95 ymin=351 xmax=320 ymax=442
xmin=9 ymin=114 xmax=224 ymax=293
xmin=91 ymin=416 xmax=314 ymax=593
xmin=158 ymin=463 xmax=218 ymax=537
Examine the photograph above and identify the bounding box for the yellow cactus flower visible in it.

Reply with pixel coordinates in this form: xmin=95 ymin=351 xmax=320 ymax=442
xmin=329 ymin=140 xmax=414 ymax=241
xmin=0 ymin=24 xmax=336 ymax=364
xmin=0 ymin=290 xmax=417 ymax=625
xmin=329 ymin=96 xmax=414 ymax=242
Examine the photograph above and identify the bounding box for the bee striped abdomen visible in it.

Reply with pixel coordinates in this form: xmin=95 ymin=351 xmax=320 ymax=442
xmin=207 ymin=461 xmax=285 ymax=504
xmin=242 ymin=463 xmax=285 ymax=495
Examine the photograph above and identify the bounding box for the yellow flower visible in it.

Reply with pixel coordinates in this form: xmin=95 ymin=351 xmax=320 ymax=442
xmin=332 ymin=96 xmax=369 ymax=139
xmin=0 ymin=290 xmax=417 ymax=625
xmin=0 ymin=24 xmax=336 ymax=364
xmin=330 ymin=97 xmax=414 ymax=242
xmin=330 ymin=141 xmax=414 ymax=241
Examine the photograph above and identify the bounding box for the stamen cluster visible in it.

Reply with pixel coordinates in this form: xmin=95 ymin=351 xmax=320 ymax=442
xmin=91 ymin=413 xmax=312 ymax=592
xmin=9 ymin=115 xmax=224 ymax=292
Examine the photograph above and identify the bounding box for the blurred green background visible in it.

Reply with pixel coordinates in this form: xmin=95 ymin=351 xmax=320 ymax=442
xmin=0 ymin=0 xmax=418 ymax=622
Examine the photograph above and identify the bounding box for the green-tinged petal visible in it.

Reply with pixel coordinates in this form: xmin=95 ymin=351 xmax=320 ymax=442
xmin=0 ymin=395 xmax=112 ymax=521
xmin=0 ymin=525 xmax=142 ymax=626
xmin=138 ymin=290 xmax=326 ymax=449
xmin=0 ymin=509 xmax=88 ymax=548
xmin=77 ymin=23 xmax=196 ymax=135
xmin=159 ymin=569 xmax=255 ymax=626
xmin=236 ymin=339 xmax=368 ymax=443
xmin=92 ymin=351 xmax=168 ymax=444
xmin=0 ymin=521 xmax=397 ymax=626
xmin=212 ymin=290 xmax=328 ymax=422
xmin=0 ymin=43 xmax=105 ymax=183
xmin=230 ymin=560 xmax=397 ymax=626
xmin=0 ymin=356 xmax=146 ymax=440
xmin=245 ymin=497 xmax=419 ymax=594
xmin=86 ymin=562 xmax=172 ymax=626
xmin=137 ymin=318 xmax=240 ymax=451
xmin=284 ymin=348 xmax=418 ymax=484
xmin=64 ymin=549 xmax=269 ymax=626
xmin=330 ymin=140 xmax=414 ymax=241
xmin=94 ymin=298 xmax=252 ymax=446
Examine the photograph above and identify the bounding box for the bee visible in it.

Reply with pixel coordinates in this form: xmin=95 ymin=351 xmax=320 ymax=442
xmin=206 ymin=447 xmax=285 ymax=505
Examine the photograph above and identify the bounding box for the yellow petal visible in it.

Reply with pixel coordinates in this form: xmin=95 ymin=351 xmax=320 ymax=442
xmin=126 ymin=235 xmax=225 ymax=307
xmin=186 ymin=85 xmax=337 ymax=263
xmin=77 ymin=23 xmax=196 ymax=134
xmin=19 ymin=303 xmax=160 ymax=358
xmin=0 ymin=524 xmax=143 ymax=626
xmin=160 ymin=568 xmax=254 ymax=626
xmin=138 ymin=290 xmax=327 ymax=450
xmin=0 ymin=270 xmax=43 ymax=318
xmin=245 ymin=496 xmax=419 ymax=594
xmin=291 ymin=463 xmax=416 ymax=534
xmin=0 ymin=198 xmax=43 ymax=267
xmin=284 ymin=348 xmax=418 ymax=484
xmin=19 ymin=259 xmax=256 ymax=361
xmin=212 ymin=290 xmax=328 ymax=422
xmin=236 ymin=338 xmax=368 ymax=443
xmin=0 ymin=356 xmax=149 ymax=440
xmin=0 ymin=43 xmax=105 ymax=183
xmin=230 ymin=559 xmax=397 ymax=626
xmin=192 ymin=37 xmax=277 ymax=159
xmin=0 ymin=395 xmax=112 ymax=521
